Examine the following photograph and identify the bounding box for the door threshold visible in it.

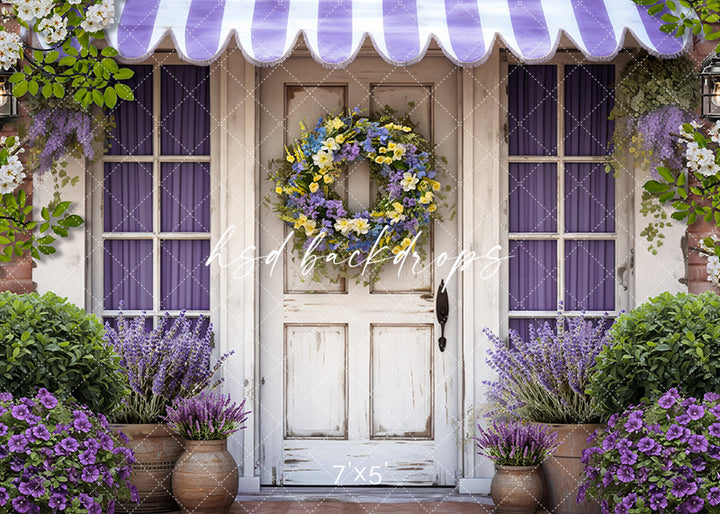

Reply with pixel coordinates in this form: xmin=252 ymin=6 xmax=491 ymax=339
xmin=236 ymin=486 xmax=493 ymax=504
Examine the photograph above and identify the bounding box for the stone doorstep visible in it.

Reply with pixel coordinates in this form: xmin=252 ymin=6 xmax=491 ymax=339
xmin=234 ymin=486 xmax=493 ymax=504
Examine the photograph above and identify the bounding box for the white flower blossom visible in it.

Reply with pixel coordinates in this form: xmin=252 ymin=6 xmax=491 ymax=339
xmin=38 ymin=13 xmax=68 ymax=45
xmin=0 ymin=155 xmax=26 ymax=194
xmin=685 ymin=141 xmax=720 ymax=177
xmin=81 ymin=0 xmax=115 ymax=32
xmin=0 ymin=31 xmax=22 ymax=70
xmin=11 ymin=0 xmax=53 ymax=21
xmin=400 ymin=172 xmax=419 ymax=191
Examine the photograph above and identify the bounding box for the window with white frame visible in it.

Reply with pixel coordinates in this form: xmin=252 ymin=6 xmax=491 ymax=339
xmin=95 ymin=63 xmax=211 ymax=327
xmin=505 ymin=61 xmax=621 ymax=339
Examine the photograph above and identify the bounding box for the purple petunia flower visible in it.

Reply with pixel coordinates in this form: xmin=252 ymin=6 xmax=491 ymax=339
xmin=684 ymin=495 xmax=705 ymax=513
xmin=708 ymin=486 xmax=720 ymax=506
xmin=619 ymin=449 xmax=638 ymax=465
xmin=35 ymin=388 xmax=58 ymax=409
xmin=8 ymin=434 xmax=28 ymax=453
xmin=671 ymin=477 xmax=695 ymax=498
xmin=11 ymin=404 xmax=30 ymax=421
xmin=0 ymin=487 xmax=7 ymax=506
xmin=659 ymin=389 xmax=679 ymax=409
xmin=18 ymin=477 xmax=45 ymax=498
xmin=31 ymin=424 xmax=51 ymax=441
xmin=72 ymin=411 xmax=92 ymax=432
xmin=59 ymin=437 xmax=79 ymax=454
xmin=616 ymin=465 xmax=635 ymax=483
xmin=624 ymin=417 xmax=642 ymax=433
xmin=688 ymin=434 xmax=709 ymax=453
xmin=677 ymin=414 xmax=692 ymax=426
xmin=710 ymin=423 xmax=720 ymax=438
xmin=81 ymin=465 xmax=100 ymax=483
xmin=687 ymin=404 xmax=705 ymax=420
xmin=79 ymin=448 xmax=97 ymax=465
xmin=11 ymin=495 xmax=33 ymax=513
xmin=48 ymin=494 xmax=66 ymax=510
xmin=637 ymin=437 xmax=660 ymax=455
xmin=667 ymin=424 xmax=685 ymax=441
xmin=649 ymin=493 xmax=668 ymax=510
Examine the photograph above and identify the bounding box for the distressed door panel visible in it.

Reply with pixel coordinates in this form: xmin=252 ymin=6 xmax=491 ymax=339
xmin=285 ymin=324 xmax=347 ymax=438
xmin=371 ymin=324 xmax=433 ymax=439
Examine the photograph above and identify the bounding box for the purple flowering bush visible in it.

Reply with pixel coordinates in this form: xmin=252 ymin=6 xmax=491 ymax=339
xmin=104 ymin=311 xmax=232 ymax=424
xmin=484 ymin=312 xmax=612 ymax=423
xmin=0 ymin=389 xmax=137 ymax=513
xmin=164 ymin=390 xmax=250 ymax=440
xmin=580 ymin=389 xmax=720 ymax=513
xmin=474 ymin=420 xmax=559 ymax=467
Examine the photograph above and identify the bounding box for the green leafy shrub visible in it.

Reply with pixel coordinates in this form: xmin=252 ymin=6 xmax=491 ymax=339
xmin=588 ymin=291 xmax=720 ymax=417
xmin=0 ymin=291 xmax=124 ymax=413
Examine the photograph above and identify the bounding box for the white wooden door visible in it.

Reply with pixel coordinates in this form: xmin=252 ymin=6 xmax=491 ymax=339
xmin=258 ymin=55 xmax=460 ymax=486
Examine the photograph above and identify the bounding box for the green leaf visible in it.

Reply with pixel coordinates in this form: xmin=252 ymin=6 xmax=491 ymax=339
xmin=58 ymin=215 xmax=83 ymax=228
xmin=103 ymin=86 xmax=117 ymax=109
xmin=45 ymin=50 xmax=59 ymax=63
xmin=73 ymin=88 xmax=86 ymax=104
xmin=52 ymin=83 xmax=65 ymax=98
xmin=58 ymin=56 xmax=76 ymax=67
xmin=645 ymin=180 xmax=670 ymax=194
xmin=12 ymin=81 xmax=28 ymax=97
xmin=677 ymin=172 xmax=686 ymax=187
xmin=51 ymin=225 xmax=68 ymax=237
xmin=28 ymin=80 xmax=38 ymax=96
xmin=649 ymin=3 xmax=664 ymax=14
xmin=38 ymin=246 xmax=56 ymax=255
xmin=91 ymin=89 xmax=104 ymax=107
xmin=42 ymin=83 xmax=52 ymax=99
xmin=101 ymin=58 xmax=119 ymax=74
xmin=113 ymin=68 xmax=134 ymax=80
xmin=37 ymin=235 xmax=55 ymax=245
xmin=8 ymin=72 xmax=24 ymax=84
xmin=114 ymin=83 xmax=134 ymax=101
xmin=52 ymin=201 xmax=71 ymax=218
xmin=658 ymin=167 xmax=674 ymax=183
xmin=101 ymin=46 xmax=119 ymax=57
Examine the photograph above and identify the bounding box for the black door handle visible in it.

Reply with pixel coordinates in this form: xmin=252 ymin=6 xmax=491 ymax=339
xmin=436 ymin=279 xmax=448 ymax=352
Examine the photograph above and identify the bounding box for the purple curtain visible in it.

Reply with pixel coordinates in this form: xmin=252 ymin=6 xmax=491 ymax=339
xmin=509 ymin=163 xmax=556 ymax=232
xmin=508 ymin=65 xmax=557 ymax=156
xmin=161 ymin=240 xmax=210 ymax=310
xmin=108 ymin=65 xmax=153 ymax=155
xmin=161 ymin=66 xmax=210 ymax=155
xmin=509 ymin=318 xmax=557 ymax=344
xmin=509 ymin=240 xmax=557 ymax=310
xmin=103 ymin=240 xmax=153 ymax=310
xmin=104 ymin=162 xmax=153 ymax=232
xmin=161 ymin=162 xmax=210 ymax=232
xmin=565 ymin=163 xmax=614 ymax=233
xmin=565 ymin=240 xmax=615 ymax=311
xmin=564 ymin=65 xmax=615 ymax=156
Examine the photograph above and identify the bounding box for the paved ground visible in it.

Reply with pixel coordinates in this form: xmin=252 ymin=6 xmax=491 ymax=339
xmin=230 ymin=502 xmax=497 ymax=513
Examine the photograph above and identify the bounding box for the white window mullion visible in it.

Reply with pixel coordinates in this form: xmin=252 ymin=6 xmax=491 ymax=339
xmin=152 ymin=63 xmax=162 ymax=326
xmin=556 ymin=64 xmax=565 ymax=314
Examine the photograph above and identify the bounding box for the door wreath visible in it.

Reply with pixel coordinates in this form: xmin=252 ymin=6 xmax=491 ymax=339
xmin=268 ymin=111 xmax=443 ymax=281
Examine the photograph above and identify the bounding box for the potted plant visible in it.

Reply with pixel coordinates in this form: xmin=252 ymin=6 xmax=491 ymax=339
xmin=0 ymin=389 xmax=137 ymax=512
xmin=484 ymin=312 xmax=612 ymax=513
xmin=474 ymin=420 xmax=558 ymax=513
xmin=104 ymin=311 xmax=232 ymax=513
xmin=164 ymin=390 xmax=250 ymax=514
xmin=581 ymin=389 xmax=720 ymax=513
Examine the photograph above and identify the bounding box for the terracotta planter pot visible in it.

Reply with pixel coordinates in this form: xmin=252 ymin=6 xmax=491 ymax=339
xmin=490 ymin=464 xmax=545 ymax=513
xmin=541 ymin=423 xmax=604 ymax=514
xmin=172 ymin=439 xmax=239 ymax=514
xmin=112 ymin=423 xmax=185 ymax=514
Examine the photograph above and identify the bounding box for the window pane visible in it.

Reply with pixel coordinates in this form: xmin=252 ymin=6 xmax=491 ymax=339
xmin=104 ymin=162 xmax=153 ymax=232
xmin=108 ymin=65 xmax=153 ymax=155
xmin=161 ymin=65 xmax=210 ymax=155
xmin=161 ymin=162 xmax=210 ymax=232
xmin=564 ymin=163 xmax=615 ymax=233
xmin=509 ymin=317 xmax=557 ymax=343
xmin=509 ymin=163 xmax=556 ymax=233
xmin=161 ymin=240 xmax=210 ymax=310
xmin=564 ymin=240 xmax=615 ymax=311
xmin=104 ymin=240 xmax=153 ymax=310
xmin=509 ymin=240 xmax=557 ymax=310
xmin=564 ymin=65 xmax=614 ymax=156
xmin=508 ymin=65 xmax=557 ymax=156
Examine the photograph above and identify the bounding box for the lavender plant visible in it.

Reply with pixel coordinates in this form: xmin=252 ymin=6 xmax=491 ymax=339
xmin=580 ymin=389 xmax=720 ymax=513
xmin=484 ymin=312 xmax=612 ymax=424
xmin=103 ymin=311 xmax=232 ymax=424
xmin=474 ymin=420 xmax=559 ymax=467
xmin=0 ymin=389 xmax=138 ymax=513
xmin=164 ymin=390 xmax=250 ymax=440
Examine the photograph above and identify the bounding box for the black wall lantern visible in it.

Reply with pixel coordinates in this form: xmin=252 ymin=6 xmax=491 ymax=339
xmin=701 ymin=53 xmax=720 ymax=121
xmin=0 ymin=68 xmax=18 ymax=128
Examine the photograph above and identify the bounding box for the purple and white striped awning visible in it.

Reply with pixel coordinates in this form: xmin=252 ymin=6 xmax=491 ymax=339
xmin=106 ymin=0 xmax=688 ymax=67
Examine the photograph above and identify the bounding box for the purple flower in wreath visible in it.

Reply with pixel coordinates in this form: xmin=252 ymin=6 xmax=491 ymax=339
xmin=690 ymin=457 xmax=706 ymax=472
xmin=48 ymin=494 xmax=66 ymax=510
xmin=671 ymin=477 xmax=697 ymax=498
xmin=11 ymin=495 xmax=35 ymax=513
xmin=31 ymin=424 xmax=51 ymax=441
xmin=79 ymin=448 xmax=97 ymax=465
